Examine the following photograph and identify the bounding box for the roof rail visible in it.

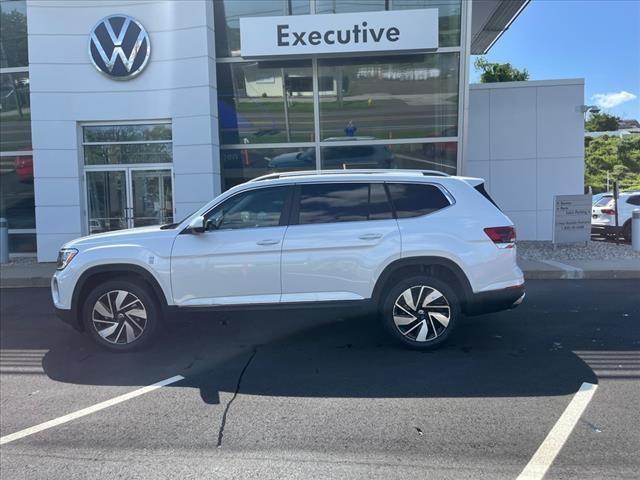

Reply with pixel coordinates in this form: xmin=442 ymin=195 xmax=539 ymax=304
xmin=249 ymin=169 xmax=450 ymax=182
xmin=421 ymin=170 xmax=450 ymax=177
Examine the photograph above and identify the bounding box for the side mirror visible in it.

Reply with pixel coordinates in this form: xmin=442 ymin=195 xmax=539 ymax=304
xmin=187 ymin=215 xmax=205 ymax=234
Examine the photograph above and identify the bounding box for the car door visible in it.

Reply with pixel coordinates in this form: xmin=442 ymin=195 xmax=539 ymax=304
xmin=281 ymin=182 xmax=401 ymax=302
xmin=170 ymin=185 xmax=292 ymax=306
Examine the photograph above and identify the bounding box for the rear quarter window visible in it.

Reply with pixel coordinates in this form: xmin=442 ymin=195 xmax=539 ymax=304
xmin=595 ymin=196 xmax=613 ymax=207
xmin=386 ymin=183 xmax=451 ymax=219
xmin=626 ymin=195 xmax=640 ymax=206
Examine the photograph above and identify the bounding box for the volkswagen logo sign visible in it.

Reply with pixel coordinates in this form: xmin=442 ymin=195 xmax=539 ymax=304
xmin=89 ymin=15 xmax=150 ymax=80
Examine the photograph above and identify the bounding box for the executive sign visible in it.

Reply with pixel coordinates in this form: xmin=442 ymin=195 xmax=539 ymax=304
xmin=240 ymin=9 xmax=438 ymax=57
xmin=89 ymin=15 xmax=150 ymax=79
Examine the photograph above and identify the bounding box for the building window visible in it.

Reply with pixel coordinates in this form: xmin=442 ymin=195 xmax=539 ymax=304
xmin=0 ymin=0 xmax=29 ymax=68
xmin=214 ymin=0 xmax=311 ymax=58
xmin=319 ymin=141 xmax=456 ymax=173
xmin=315 ymin=0 xmax=461 ymax=46
xmin=1 ymin=1 xmax=33 ymax=254
xmin=82 ymin=123 xmax=173 ymax=165
xmin=214 ymin=0 xmax=464 ymax=190
xmin=221 ymin=146 xmax=314 ymax=190
xmin=0 ymin=153 xmax=35 ymax=227
xmin=318 ymin=53 xmax=459 ymax=141
xmin=0 ymin=71 xmax=31 ymax=151
xmin=217 ymin=61 xmax=315 ymax=145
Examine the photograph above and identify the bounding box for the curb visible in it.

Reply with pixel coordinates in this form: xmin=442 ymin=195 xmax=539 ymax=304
xmin=524 ymin=270 xmax=640 ymax=280
xmin=0 ymin=278 xmax=51 ymax=289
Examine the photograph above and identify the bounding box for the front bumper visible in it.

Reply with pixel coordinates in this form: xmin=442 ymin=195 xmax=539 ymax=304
xmin=54 ymin=306 xmax=82 ymax=331
xmin=464 ymin=284 xmax=525 ymax=316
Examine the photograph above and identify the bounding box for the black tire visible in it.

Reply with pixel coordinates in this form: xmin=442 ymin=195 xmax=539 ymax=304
xmin=381 ymin=275 xmax=460 ymax=350
xmin=622 ymin=221 xmax=632 ymax=243
xmin=82 ymin=279 xmax=161 ymax=352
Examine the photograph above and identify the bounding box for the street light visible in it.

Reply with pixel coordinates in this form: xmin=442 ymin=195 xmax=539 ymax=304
xmin=579 ymin=104 xmax=601 ymax=120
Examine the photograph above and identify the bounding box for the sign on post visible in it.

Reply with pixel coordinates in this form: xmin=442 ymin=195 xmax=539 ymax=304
xmin=240 ymin=9 xmax=438 ymax=57
xmin=552 ymin=194 xmax=592 ymax=245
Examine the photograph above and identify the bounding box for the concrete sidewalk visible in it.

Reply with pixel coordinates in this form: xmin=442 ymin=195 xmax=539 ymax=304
xmin=1 ymin=257 xmax=639 ymax=288
xmin=1 ymin=262 xmax=56 ymax=288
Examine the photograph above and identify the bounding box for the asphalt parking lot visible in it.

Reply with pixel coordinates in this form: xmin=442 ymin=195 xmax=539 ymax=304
xmin=1 ymin=280 xmax=638 ymax=479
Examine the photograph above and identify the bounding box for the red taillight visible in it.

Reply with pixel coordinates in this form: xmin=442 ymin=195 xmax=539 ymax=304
xmin=484 ymin=226 xmax=516 ymax=248
xmin=601 ymin=208 xmax=616 ymax=215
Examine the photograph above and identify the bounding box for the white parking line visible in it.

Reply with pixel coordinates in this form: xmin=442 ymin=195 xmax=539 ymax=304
xmin=516 ymin=382 xmax=598 ymax=480
xmin=540 ymin=259 xmax=584 ymax=279
xmin=0 ymin=374 xmax=184 ymax=446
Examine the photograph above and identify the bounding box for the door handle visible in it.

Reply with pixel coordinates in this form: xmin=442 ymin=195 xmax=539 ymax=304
xmin=359 ymin=233 xmax=383 ymax=240
xmin=256 ymin=239 xmax=280 ymax=246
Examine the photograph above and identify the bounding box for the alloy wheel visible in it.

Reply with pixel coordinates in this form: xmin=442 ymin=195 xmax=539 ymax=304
xmin=92 ymin=290 xmax=147 ymax=344
xmin=392 ymin=285 xmax=451 ymax=342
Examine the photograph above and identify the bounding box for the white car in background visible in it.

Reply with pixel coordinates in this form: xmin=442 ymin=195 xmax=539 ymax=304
xmin=592 ymin=191 xmax=640 ymax=241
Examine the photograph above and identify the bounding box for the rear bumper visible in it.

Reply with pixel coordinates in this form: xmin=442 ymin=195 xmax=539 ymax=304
xmin=591 ymin=224 xmax=622 ymax=234
xmin=464 ymin=284 xmax=525 ymax=316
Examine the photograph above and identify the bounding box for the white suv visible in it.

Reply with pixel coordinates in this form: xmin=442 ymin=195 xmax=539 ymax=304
xmin=592 ymin=191 xmax=640 ymax=241
xmin=52 ymin=170 xmax=525 ymax=352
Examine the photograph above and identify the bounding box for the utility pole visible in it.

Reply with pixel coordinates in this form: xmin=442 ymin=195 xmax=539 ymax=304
xmin=613 ymin=181 xmax=620 ymax=245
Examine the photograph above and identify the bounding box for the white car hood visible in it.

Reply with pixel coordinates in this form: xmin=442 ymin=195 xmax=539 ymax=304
xmin=63 ymin=225 xmax=174 ymax=249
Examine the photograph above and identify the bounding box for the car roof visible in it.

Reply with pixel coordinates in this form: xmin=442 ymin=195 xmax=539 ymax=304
xmin=232 ymin=170 xmax=481 ymax=192
xmin=180 ymin=170 xmax=483 ymax=228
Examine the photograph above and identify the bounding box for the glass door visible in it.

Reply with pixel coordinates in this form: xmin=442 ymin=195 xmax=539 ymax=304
xmin=86 ymin=168 xmax=173 ymax=233
xmin=86 ymin=170 xmax=128 ymax=233
xmin=131 ymin=169 xmax=174 ymax=227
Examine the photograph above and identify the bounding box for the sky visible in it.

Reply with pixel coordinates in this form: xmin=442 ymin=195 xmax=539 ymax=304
xmin=469 ymin=0 xmax=640 ymax=120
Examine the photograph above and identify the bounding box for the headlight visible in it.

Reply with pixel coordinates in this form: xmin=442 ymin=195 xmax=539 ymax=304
xmin=56 ymin=248 xmax=78 ymax=270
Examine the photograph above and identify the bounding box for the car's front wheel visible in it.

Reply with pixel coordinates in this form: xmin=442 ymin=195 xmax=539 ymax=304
xmin=82 ymin=279 xmax=160 ymax=352
xmin=381 ymin=275 xmax=460 ymax=350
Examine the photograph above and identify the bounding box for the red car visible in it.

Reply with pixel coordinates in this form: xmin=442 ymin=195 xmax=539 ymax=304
xmin=15 ymin=155 xmax=33 ymax=183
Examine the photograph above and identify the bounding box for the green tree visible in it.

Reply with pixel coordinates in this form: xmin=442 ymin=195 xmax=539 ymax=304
xmin=617 ymin=135 xmax=640 ymax=169
xmin=473 ymin=57 xmax=529 ymax=83
xmin=585 ymin=112 xmax=620 ymax=132
xmin=585 ymin=135 xmax=640 ymax=192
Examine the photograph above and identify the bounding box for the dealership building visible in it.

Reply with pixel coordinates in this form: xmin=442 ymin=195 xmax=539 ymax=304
xmin=0 ymin=0 xmax=584 ymax=262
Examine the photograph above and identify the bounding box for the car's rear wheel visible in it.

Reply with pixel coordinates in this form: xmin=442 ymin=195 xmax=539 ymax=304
xmin=381 ymin=275 xmax=460 ymax=350
xmin=82 ymin=279 xmax=160 ymax=352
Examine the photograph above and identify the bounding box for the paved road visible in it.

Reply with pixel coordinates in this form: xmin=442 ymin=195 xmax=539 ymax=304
xmin=1 ymin=280 xmax=638 ymax=479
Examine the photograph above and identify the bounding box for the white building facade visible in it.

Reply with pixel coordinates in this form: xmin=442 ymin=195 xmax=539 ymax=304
xmin=0 ymin=0 xmax=584 ymax=262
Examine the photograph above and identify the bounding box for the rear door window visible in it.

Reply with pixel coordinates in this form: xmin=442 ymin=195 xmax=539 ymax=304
xmin=386 ymin=183 xmax=451 ymax=219
xmin=296 ymin=183 xmax=392 ymax=225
